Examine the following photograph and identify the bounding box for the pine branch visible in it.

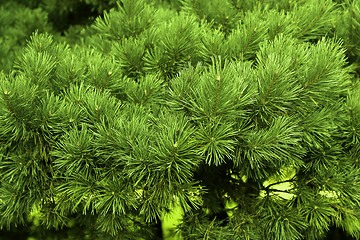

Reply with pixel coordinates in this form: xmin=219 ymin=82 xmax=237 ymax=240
xmin=296 ymin=3 xmax=328 ymax=39
xmin=262 ymin=68 xmax=279 ymax=105
xmin=211 ymin=74 xmax=221 ymax=118
xmin=304 ymin=65 xmax=328 ymax=90
xmin=241 ymin=27 xmax=258 ymax=59
xmin=3 ymin=90 xmax=18 ymax=120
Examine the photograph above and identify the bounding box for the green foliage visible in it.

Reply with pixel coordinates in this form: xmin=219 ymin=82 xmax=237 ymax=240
xmin=336 ymin=0 xmax=360 ymax=74
xmin=0 ymin=3 xmax=53 ymax=73
xmin=1 ymin=0 xmax=360 ymax=240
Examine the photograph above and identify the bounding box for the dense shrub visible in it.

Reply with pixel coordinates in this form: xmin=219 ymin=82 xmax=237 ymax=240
xmin=1 ymin=0 xmax=360 ymax=240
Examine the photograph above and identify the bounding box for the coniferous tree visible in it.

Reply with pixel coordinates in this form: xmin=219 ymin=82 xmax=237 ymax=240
xmin=1 ymin=0 xmax=360 ymax=240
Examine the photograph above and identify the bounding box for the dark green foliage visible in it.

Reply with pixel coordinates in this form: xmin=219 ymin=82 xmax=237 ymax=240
xmin=1 ymin=0 xmax=360 ymax=240
xmin=0 ymin=3 xmax=53 ymax=74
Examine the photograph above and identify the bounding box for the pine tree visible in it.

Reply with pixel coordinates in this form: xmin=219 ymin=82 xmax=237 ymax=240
xmin=1 ymin=0 xmax=360 ymax=240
